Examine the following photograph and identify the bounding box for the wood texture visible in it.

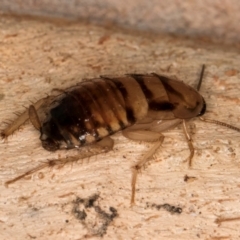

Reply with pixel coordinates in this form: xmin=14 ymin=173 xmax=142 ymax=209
xmin=1 ymin=15 xmax=240 ymax=240
xmin=1 ymin=0 xmax=240 ymax=44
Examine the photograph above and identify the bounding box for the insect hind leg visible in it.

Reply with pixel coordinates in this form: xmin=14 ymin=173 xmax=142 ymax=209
xmin=5 ymin=137 xmax=114 ymax=186
xmin=1 ymin=96 xmax=52 ymax=139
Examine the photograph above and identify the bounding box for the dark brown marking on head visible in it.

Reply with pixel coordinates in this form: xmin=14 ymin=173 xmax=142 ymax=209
xmin=154 ymin=74 xmax=185 ymax=101
xmin=128 ymin=74 xmax=153 ymax=100
xmin=148 ymin=101 xmax=175 ymax=111
xmin=152 ymin=73 xmax=206 ymax=118
xmin=130 ymin=74 xmax=176 ymax=112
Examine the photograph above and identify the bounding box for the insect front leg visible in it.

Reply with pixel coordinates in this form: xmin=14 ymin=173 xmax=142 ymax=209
xmin=182 ymin=120 xmax=195 ymax=167
xmin=122 ymin=129 xmax=164 ymax=205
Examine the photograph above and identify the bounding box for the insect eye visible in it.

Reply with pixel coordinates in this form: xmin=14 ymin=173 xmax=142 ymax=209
xmin=197 ymin=98 xmax=206 ymax=116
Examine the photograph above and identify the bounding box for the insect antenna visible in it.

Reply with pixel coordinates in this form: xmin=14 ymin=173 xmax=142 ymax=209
xmin=197 ymin=64 xmax=240 ymax=133
xmin=196 ymin=64 xmax=205 ymax=91
xmin=199 ymin=117 xmax=240 ymax=133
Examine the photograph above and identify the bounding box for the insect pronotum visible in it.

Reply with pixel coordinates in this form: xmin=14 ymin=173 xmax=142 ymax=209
xmin=2 ymin=65 xmax=240 ymax=204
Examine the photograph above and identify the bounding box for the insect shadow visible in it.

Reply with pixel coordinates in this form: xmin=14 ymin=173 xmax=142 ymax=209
xmin=2 ymin=65 xmax=240 ymax=204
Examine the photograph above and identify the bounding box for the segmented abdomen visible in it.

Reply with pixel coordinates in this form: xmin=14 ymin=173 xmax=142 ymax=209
xmin=47 ymin=76 xmax=150 ymax=147
xmin=46 ymin=73 xmax=202 ymax=148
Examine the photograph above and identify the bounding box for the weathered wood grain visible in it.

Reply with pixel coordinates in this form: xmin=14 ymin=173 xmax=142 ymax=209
xmin=1 ymin=15 xmax=240 ymax=240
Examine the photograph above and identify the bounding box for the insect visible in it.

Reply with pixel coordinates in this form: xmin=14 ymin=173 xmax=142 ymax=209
xmin=2 ymin=65 xmax=240 ymax=204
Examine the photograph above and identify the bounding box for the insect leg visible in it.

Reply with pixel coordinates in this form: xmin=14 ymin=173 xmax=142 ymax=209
xmin=182 ymin=120 xmax=194 ymax=167
xmin=96 ymin=136 xmax=114 ymax=151
xmin=122 ymin=129 xmax=164 ymax=205
xmin=1 ymin=96 xmax=52 ymax=138
xmin=5 ymin=162 xmax=50 ymax=186
xmin=5 ymin=137 xmax=114 ymax=186
xmin=29 ymin=105 xmax=41 ymax=130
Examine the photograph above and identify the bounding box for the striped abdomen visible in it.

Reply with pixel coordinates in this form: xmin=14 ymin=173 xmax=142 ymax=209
xmin=40 ymin=74 xmax=205 ymax=151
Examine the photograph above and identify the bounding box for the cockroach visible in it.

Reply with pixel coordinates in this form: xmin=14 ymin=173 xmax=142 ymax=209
xmin=2 ymin=65 xmax=240 ymax=204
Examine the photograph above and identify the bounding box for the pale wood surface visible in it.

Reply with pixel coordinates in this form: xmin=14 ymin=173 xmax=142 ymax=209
xmin=1 ymin=15 xmax=240 ymax=240
xmin=1 ymin=0 xmax=240 ymax=44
